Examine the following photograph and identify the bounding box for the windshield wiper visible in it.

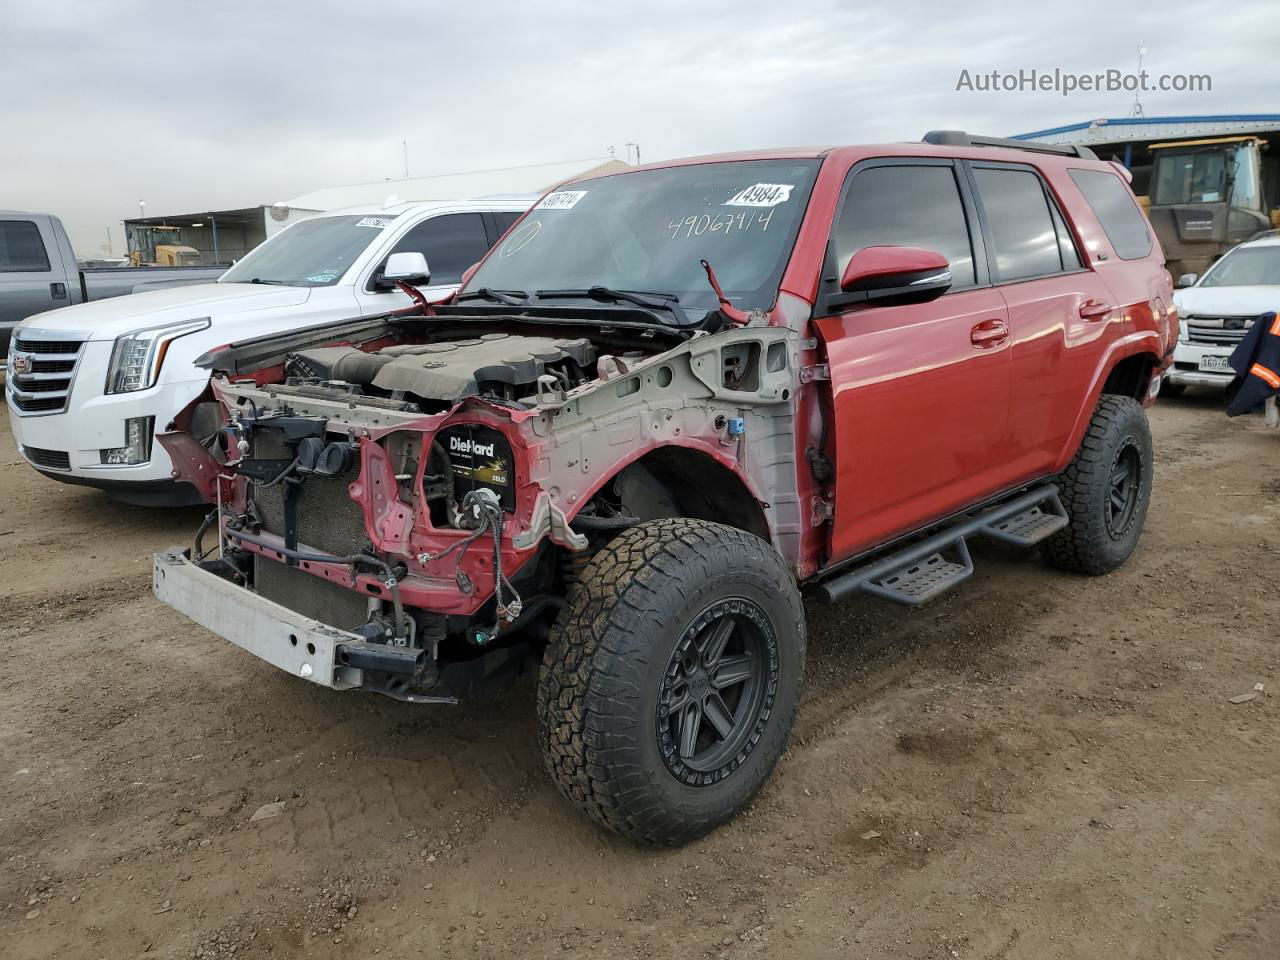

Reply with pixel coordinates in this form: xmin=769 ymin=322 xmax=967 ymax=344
xmin=247 ymin=278 xmax=286 ymax=285
xmin=455 ymin=287 xmax=529 ymax=306
xmin=534 ymin=287 xmax=692 ymax=327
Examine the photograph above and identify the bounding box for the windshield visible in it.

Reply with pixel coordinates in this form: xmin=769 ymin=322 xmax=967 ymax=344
xmin=462 ymin=159 xmax=821 ymax=316
xmin=220 ymin=214 xmax=397 ymax=287
xmin=1200 ymin=246 xmax=1280 ymax=287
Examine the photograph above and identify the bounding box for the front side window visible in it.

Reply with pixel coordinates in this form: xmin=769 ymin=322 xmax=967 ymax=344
xmin=390 ymin=213 xmax=490 ymax=286
xmin=463 ymin=159 xmax=821 ymax=315
xmin=1069 ymin=169 xmax=1153 ymax=261
xmin=973 ymin=167 xmax=1063 ymax=282
xmin=220 ymin=214 xmax=397 ymax=287
xmin=1200 ymin=246 xmax=1280 ymax=287
xmin=833 ymin=164 xmax=977 ymax=288
xmin=0 ymin=220 xmax=51 ymax=273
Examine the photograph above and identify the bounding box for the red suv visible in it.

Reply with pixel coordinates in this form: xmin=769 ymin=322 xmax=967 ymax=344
xmin=155 ymin=131 xmax=1177 ymax=845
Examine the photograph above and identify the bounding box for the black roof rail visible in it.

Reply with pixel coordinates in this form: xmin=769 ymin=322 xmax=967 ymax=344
xmin=923 ymin=130 xmax=1098 ymax=161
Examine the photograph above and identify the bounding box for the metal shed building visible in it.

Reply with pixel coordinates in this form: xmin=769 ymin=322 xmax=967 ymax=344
xmin=122 ymin=156 xmax=627 ymax=266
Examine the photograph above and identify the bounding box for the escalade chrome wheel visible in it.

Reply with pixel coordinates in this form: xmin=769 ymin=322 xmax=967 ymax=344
xmin=538 ymin=519 xmax=804 ymax=846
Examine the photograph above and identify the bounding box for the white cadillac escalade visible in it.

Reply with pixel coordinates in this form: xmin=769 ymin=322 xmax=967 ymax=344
xmin=6 ymin=198 xmax=530 ymax=504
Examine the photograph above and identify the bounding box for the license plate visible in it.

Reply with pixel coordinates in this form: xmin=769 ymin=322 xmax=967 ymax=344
xmin=1198 ymin=355 xmax=1231 ymax=373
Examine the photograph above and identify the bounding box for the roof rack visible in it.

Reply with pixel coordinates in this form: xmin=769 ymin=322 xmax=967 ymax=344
xmin=922 ymin=130 xmax=1098 ymax=160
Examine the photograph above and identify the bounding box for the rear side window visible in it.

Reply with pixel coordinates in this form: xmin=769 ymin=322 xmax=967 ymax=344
xmin=973 ymin=167 xmax=1063 ymax=281
xmin=391 ymin=213 xmax=491 ymax=285
xmin=1069 ymin=169 xmax=1153 ymax=260
xmin=1049 ymin=202 xmax=1081 ymax=271
xmin=835 ymin=165 xmax=976 ymax=288
xmin=0 ymin=220 xmax=52 ymax=273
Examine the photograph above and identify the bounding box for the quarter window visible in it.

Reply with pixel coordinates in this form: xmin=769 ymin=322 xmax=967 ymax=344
xmin=0 ymin=220 xmax=51 ymax=273
xmin=834 ymin=165 xmax=976 ymax=288
xmin=1069 ymin=169 xmax=1153 ymax=260
xmin=973 ymin=167 xmax=1063 ymax=281
xmin=391 ymin=214 xmax=491 ymax=286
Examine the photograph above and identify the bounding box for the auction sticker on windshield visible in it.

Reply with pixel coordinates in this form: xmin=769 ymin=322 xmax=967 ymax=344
xmin=500 ymin=220 xmax=542 ymax=256
xmin=538 ymin=191 xmax=587 ymax=210
xmin=356 ymin=217 xmax=393 ymax=228
xmin=724 ymin=183 xmax=794 ymax=207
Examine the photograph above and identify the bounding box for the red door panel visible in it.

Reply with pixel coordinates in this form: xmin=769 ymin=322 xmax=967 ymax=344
xmin=1000 ymin=271 xmax=1121 ymax=480
xmin=816 ymin=286 xmax=1013 ymax=563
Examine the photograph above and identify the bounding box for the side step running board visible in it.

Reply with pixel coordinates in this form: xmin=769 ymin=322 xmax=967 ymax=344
xmin=815 ymin=485 xmax=1068 ymax=607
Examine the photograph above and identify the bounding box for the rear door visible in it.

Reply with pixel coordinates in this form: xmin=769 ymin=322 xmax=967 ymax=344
xmin=964 ymin=161 xmax=1120 ymax=479
xmin=0 ymin=216 xmax=71 ymax=353
xmin=354 ymin=212 xmax=493 ymax=314
xmin=813 ymin=158 xmax=1014 ymax=561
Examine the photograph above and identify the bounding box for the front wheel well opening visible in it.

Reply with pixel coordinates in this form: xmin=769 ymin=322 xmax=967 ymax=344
xmin=1102 ymin=353 xmax=1158 ymax=401
xmin=585 ymin=447 xmax=771 ymax=544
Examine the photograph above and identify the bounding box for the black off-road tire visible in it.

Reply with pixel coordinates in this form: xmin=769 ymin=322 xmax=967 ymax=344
xmin=1044 ymin=395 xmax=1153 ymax=575
xmin=537 ymin=518 xmax=805 ymax=846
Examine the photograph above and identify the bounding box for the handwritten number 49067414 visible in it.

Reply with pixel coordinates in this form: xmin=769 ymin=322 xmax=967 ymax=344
xmin=669 ymin=208 xmax=773 ymax=240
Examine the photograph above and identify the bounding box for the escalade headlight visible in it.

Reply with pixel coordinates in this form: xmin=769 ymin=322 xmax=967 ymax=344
xmin=105 ymin=318 xmax=210 ymax=394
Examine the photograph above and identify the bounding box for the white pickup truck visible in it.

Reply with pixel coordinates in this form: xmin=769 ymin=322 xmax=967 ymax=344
xmin=6 ymin=198 xmax=531 ymax=504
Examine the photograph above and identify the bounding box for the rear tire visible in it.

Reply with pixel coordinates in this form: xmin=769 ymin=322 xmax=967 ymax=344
xmin=1044 ymin=395 xmax=1153 ymax=575
xmin=537 ymin=519 xmax=805 ymax=846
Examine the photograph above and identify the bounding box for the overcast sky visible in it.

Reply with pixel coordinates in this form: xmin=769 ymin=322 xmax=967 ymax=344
xmin=3 ymin=0 xmax=1276 ymax=255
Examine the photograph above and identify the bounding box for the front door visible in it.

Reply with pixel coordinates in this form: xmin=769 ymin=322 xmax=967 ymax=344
xmin=813 ymin=159 xmax=1013 ymax=562
xmin=0 ymin=216 xmax=68 ymax=353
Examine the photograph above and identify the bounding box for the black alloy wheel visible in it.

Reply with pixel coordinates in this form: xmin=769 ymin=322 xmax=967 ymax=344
xmin=538 ymin=518 xmax=805 ymax=846
xmin=657 ymin=598 xmax=776 ymax=786
xmin=1044 ymin=395 xmax=1153 ymax=575
xmin=1105 ymin=440 xmax=1143 ymax=539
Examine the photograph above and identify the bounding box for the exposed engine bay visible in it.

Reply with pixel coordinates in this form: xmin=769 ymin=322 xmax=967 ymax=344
xmin=282 ymin=332 xmax=601 ymax=409
xmin=161 ymin=311 xmax=806 ymax=703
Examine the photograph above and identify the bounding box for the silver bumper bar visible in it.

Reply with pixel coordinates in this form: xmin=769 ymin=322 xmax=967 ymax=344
xmin=1165 ymin=369 xmax=1233 ymax=388
xmin=153 ymin=547 xmax=363 ymax=690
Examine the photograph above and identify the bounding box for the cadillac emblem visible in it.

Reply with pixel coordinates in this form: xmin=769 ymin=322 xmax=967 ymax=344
xmin=10 ymin=353 xmax=32 ymax=376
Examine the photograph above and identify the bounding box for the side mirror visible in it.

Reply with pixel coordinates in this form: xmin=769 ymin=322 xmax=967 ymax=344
xmin=836 ymin=246 xmax=952 ymax=307
xmin=1176 ymin=272 xmax=1198 ymax=288
xmin=378 ymin=251 xmax=431 ymax=289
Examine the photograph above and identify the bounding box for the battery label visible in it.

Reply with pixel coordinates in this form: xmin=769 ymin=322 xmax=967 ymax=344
xmin=438 ymin=424 xmax=515 ymax=511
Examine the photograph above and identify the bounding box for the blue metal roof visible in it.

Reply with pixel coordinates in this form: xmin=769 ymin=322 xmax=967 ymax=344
xmin=1014 ymin=114 xmax=1280 ymax=140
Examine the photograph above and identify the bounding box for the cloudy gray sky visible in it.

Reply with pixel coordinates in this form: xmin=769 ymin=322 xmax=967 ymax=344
xmin=3 ymin=0 xmax=1276 ymax=255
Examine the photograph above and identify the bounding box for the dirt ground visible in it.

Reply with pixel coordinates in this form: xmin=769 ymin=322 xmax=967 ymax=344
xmin=1 ymin=386 xmax=1277 ymax=960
